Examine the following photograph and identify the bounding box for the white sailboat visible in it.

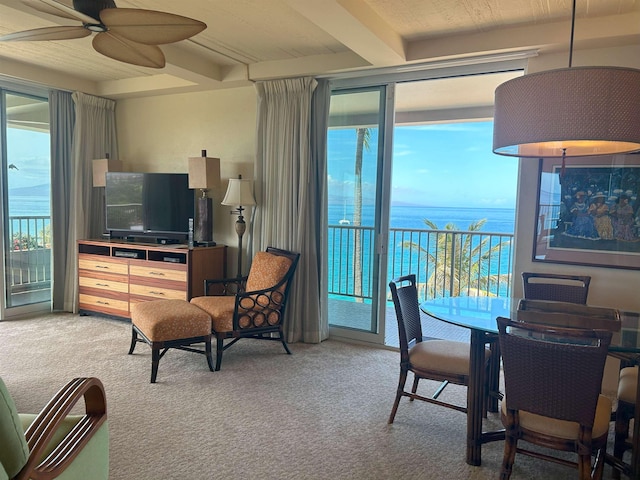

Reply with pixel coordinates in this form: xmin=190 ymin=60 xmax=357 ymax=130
xmin=339 ymin=200 xmax=350 ymax=225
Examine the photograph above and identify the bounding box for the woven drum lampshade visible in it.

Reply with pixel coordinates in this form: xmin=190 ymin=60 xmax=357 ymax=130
xmin=493 ymin=66 xmax=640 ymax=158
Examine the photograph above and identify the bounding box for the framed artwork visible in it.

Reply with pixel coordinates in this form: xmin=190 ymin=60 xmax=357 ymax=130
xmin=533 ymin=155 xmax=640 ymax=269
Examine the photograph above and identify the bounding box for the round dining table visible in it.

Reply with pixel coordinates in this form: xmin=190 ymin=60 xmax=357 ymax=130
xmin=420 ymin=295 xmax=640 ymax=477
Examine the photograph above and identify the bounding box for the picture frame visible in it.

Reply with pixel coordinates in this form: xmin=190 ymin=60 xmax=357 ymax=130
xmin=533 ymin=155 xmax=640 ymax=270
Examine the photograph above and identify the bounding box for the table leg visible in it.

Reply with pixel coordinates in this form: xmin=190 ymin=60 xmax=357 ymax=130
xmin=467 ymin=329 xmax=486 ymax=466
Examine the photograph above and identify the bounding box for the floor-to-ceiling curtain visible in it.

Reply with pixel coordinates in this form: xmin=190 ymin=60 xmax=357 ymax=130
xmin=252 ymin=77 xmax=329 ymax=343
xmin=49 ymin=90 xmax=74 ymax=312
xmin=62 ymin=92 xmax=118 ymax=313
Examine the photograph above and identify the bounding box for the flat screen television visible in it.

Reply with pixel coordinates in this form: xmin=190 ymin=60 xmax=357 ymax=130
xmin=105 ymin=172 xmax=194 ymax=241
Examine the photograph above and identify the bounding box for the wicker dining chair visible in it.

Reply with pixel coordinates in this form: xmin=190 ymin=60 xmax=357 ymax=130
xmin=522 ymin=272 xmax=591 ymax=304
xmin=497 ymin=316 xmax=613 ymax=480
xmin=387 ymin=274 xmax=491 ymax=423
xmin=516 ymin=298 xmax=621 ymax=331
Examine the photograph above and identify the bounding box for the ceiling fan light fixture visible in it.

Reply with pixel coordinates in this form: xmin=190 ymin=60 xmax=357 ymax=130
xmin=85 ymin=24 xmax=108 ymax=33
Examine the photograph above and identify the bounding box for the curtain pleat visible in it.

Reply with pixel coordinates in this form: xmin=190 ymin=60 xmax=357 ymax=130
xmin=63 ymin=92 xmax=118 ymax=313
xmin=49 ymin=90 xmax=74 ymax=312
xmin=253 ymin=77 xmax=329 ymax=343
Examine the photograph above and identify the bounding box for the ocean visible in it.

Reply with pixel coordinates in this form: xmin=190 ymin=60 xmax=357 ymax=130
xmin=329 ymin=203 xmax=515 ymax=233
xmin=328 ymin=203 xmax=516 ymax=300
xmin=10 ymin=197 xmax=516 ymax=233
xmin=9 ymin=196 xmax=50 ymax=217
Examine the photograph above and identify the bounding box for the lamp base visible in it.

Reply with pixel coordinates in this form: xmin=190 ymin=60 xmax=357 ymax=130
xmin=195 ymin=197 xmax=213 ymax=243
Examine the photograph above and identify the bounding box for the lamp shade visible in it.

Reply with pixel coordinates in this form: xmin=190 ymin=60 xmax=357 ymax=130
xmin=92 ymin=157 xmax=122 ymax=187
xmin=222 ymin=177 xmax=256 ymax=207
xmin=188 ymin=155 xmax=220 ymax=190
xmin=493 ymin=66 xmax=640 ymax=158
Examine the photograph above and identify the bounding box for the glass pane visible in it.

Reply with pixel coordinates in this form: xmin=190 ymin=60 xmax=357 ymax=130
xmin=4 ymin=92 xmax=51 ymax=308
xmin=327 ymin=88 xmax=383 ymax=334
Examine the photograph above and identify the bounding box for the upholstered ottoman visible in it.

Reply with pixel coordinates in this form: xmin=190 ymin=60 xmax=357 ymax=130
xmin=128 ymin=299 xmax=214 ymax=383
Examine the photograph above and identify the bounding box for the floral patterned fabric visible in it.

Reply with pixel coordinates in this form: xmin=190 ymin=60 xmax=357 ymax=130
xmin=131 ymin=299 xmax=211 ymax=342
xmin=190 ymin=296 xmax=235 ymax=333
xmin=245 ymin=252 xmax=292 ymax=292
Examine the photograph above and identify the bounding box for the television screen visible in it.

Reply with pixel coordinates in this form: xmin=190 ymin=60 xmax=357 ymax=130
xmin=106 ymin=172 xmax=194 ymax=238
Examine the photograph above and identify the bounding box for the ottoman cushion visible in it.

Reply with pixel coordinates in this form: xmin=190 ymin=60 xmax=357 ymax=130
xmin=131 ymin=300 xmax=211 ymax=342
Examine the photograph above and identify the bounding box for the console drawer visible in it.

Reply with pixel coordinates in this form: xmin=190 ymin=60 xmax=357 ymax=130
xmin=79 ymin=256 xmax=128 ymax=276
xmin=79 ymin=275 xmax=129 ymax=293
xmin=129 ymin=264 xmax=186 ymax=283
xmin=79 ymin=293 xmax=129 ymax=317
xmin=129 ymin=283 xmax=186 ymax=301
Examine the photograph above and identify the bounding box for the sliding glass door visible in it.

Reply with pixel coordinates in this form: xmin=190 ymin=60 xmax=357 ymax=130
xmin=1 ymin=89 xmax=52 ymax=318
xmin=326 ymin=86 xmax=393 ymax=343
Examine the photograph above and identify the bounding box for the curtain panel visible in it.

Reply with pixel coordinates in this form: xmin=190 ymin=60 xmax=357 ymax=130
xmin=62 ymin=92 xmax=118 ymax=313
xmin=253 ymin=77 xmax=329 ymax=343
xmin=49 ymin=90 xmax=74 ymax=312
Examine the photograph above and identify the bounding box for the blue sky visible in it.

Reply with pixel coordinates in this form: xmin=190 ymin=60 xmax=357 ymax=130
xmin=328 ymin=120 xmax=519 ymax=209
xmin=11 ymin=119 xmax=519 ymax=211
xmin=7 ymin=128 xmax=50 ymax=190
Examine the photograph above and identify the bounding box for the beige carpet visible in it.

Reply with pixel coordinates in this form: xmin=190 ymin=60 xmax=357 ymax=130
xmin=0 ymin=313 xmax=621 ymax=479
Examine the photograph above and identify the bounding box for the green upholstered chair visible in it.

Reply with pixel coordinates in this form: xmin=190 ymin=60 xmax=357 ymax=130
xmin=0 ymin=376 xmax=108 ymax=480
xmin=190 ymin=246 xmax=300 ymax=371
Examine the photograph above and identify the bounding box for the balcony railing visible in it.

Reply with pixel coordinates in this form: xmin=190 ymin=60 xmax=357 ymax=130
xmin=7 ymin=216 xmax=51 ymax=304
xmin=328 ymin=225 xmax=514 ymax=303
xmin=4 ymin=216 xmax=515 ymax=308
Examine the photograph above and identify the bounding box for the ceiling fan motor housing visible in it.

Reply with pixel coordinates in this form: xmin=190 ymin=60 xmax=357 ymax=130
xmin=73 ymin=0 xmax=116 ymax=21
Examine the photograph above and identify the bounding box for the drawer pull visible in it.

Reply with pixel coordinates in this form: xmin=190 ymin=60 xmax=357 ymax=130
xmin=95 ymin=265 xmax=109 ymax=269
xmin=96 ymin=300 xmax=110 ymax=305
xmin=95 ymin=283 xmax=109 ymax=287
xmin=149 ymin=291 xmax=165 ymax=295
xmin=149 ymin=271 xmax=166 ymax=276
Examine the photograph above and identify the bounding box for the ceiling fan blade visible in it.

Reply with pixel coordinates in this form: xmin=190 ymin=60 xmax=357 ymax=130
xmin=99 ymin=8 xmax=206 ymax=45
xmin=0 ymin=26 xmax=90 ymax=42
xmin=93 ymin=32 xmax=165 ymax=68
xmin=21 ymin=0 xmax=100 ymax=24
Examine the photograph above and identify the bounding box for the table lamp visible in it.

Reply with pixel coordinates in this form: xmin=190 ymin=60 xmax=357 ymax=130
xmin=92 ymin=154 xmax=122 ymax=236
xmin=221 ymin=175 xmax=256 ymax=277
xmin=188 ymin=150 xmax=220 ymax=245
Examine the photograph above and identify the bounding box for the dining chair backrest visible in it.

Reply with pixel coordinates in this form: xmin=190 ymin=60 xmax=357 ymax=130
xmin=388 ymin=274 xmax=423 ymax=355
xmin=522 ymin=272 xmax=591 ymax=304
xmin=516 ymin=298 xmax=621 ymax=332
xmin=497 ymin=316 xmax=612 ymax=425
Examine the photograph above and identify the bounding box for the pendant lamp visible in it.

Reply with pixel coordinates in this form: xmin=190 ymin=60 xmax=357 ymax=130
xmin=492 ymin=0 xmax=640 ymax=158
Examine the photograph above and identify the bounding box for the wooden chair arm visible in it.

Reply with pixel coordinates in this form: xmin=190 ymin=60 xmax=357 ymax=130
xmin=18 ymin=377 xmax=107 ymax=480
xmin=204 ymin=276 xmax=248 ymax=296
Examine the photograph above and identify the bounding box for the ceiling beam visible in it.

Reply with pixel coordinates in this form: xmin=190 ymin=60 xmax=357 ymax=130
xmin=286 ymin=0 xmax=406 ymax=66
xmin=407 ymin=11 xmax=640 ymax=64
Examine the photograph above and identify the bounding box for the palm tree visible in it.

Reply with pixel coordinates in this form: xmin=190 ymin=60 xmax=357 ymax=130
xmin=353 ymin=127 xmax=370 ymax=300
xmin=402 ymin=218 xmax=511 ymax=299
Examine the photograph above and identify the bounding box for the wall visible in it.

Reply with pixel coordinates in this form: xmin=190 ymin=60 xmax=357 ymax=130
xmin=514 ymin=44 xmax=640 ymax=394
xmin=514 ymin=44 xmax=640 ymax=310
xmin=115 ymin=86 xmax=257 ymax=274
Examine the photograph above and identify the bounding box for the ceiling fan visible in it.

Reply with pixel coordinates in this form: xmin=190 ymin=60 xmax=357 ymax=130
xmin=0 ymin=0 xmax=207 ymax=68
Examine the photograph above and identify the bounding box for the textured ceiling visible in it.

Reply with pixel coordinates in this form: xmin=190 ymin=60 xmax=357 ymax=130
xmin=0 ymin=0 xmax=638 ymax=98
